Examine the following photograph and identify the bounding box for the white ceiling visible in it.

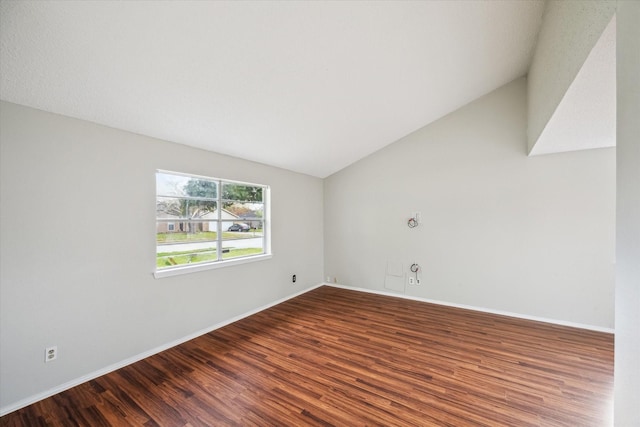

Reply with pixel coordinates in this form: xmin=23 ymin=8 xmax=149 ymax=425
xmin=0 ymin=1 xmax=546 ymax=178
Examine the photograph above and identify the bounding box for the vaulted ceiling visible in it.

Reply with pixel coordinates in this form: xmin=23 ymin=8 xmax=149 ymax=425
xmin=0 ymin=1 xmax=614 ymax=178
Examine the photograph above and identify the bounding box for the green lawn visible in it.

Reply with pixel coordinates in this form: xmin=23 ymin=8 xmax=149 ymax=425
xmin=157 ymin=247 xmax=264 ymax=268
xmin=157 ymin=231 xmax=262 ymax=243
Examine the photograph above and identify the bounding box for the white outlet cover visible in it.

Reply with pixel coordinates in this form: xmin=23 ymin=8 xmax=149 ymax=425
xmin=45 ymin=346 xmax=57 ymax=363
xmin=408 ymin=276 xmax=421 ymax=286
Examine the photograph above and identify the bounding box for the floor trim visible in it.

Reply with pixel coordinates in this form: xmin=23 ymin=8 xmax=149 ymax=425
xmin=1 ymin=281 xmax=612 ymax=416
xmin=0 ymin=284 xmax=324 ymax=417
xmin=325 ymin=283 xmax=615 ymax=334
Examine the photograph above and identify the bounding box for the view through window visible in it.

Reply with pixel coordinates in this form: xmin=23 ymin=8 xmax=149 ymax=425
xmin=156 ymin=171 xmax=268 ymax=271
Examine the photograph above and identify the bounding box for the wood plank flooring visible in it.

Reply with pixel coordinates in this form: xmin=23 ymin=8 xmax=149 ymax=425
xmin=1 ymin=286 xmax=614 ymax=426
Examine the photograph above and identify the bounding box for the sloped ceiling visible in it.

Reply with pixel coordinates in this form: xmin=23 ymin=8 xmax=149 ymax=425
xmin=526 ymin=0 xmax=616 ymax=157
xmin=0 ymin=1 xmax=544 ymax=178
xmin=529 ymin=13 xmax=616 ymax=156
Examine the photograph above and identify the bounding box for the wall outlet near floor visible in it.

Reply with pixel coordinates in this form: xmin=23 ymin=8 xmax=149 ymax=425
xmin=408 ymin=276 xmax=421 ymax=286
xmin=45 ymin=346 xmax=57 ymax=363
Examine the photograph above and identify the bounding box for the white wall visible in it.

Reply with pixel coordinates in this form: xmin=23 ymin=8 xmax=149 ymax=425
xmin=527 ymin=0 xmax=615 ymax=153
xmin=0 ymin=101 xmax=324 ymax=412
xmin=615 ymin=2 xmax=640 ymax=424
xmin=324 ymin=77 xmax=615 ymax=328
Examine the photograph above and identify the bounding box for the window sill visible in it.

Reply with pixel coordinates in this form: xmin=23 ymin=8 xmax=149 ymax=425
xmin=153 ymin=253 xmax=272 ymax=279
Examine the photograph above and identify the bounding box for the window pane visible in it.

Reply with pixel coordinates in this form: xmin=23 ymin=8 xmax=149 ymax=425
xmin=223 ymin=202 xmax=264 ymax=226
xmin=157 ymin=197 xmax=217 ymax=220
xmin=222 ymin=183 xmax=263 ymax=202
xmin=156 ymin=220 xmax=219 ymax=243
xmin=222 ymin=215 xmax=264 ymax=260
xmin=157 ymin=242 xmax=219 ymax=269
xmin=221 ymin=234 xmax=264 ymax=260
xmin=157 ymin=172 xmax=217 ymax=199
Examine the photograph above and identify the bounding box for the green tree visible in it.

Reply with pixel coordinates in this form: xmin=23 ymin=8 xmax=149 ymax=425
xmin=222 ymin=184 xmax=262 ymax=207
xmin=182 ymin=179 xmax=217 ymax=233
xmin=184 ymin=179 xmax=217 ymax=200
xmin=157 ymin=178 xmax=218 ymax=234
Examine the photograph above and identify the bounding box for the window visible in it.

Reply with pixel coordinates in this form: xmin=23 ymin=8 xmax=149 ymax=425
xmin=155 ymin=170 xmax=269 ymax=277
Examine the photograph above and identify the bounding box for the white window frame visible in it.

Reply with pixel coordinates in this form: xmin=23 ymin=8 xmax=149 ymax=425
xmin=154 ymin=170 xmax=271 ymax=279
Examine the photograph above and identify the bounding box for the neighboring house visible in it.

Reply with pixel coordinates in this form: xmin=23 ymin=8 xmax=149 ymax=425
xmin=200 ymin=209 xmax=240 ymax=232
xmin=156 ymin=212 xmax=180 ymax=233
xmin=156 ymin=209 xmax=241 ymax=234
xmin=238 ymin=212 xmax=263 ymax=230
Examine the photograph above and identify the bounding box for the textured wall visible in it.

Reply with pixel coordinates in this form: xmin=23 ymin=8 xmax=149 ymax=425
xmin=0 ymin=101 xmax=324 ymax=412
xmin=615 ymin=2 xmax=640 ymax=424
xmin=324 ymin=78 xmax=615 ymax=329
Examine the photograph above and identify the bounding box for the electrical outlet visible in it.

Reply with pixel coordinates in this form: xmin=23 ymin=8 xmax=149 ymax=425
xmin=292 ymin=274 xmax=296 ymax=283
xmin=408 ymin=276 xmax=421 ymax=286
xmin=45 ymin=346 xmax=57 ymax=363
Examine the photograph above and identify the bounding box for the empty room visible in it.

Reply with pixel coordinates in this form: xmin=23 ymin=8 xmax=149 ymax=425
xmin=1 ymin=1 xmax=638 ymax=426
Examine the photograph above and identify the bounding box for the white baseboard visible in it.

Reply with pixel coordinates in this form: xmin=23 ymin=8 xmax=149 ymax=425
xmin=2 ymin=281 xmax=612 ymax=416
xmin=0 ymin=284 xmax=324 ymax=417
xmin=324 ymin=283 xmax=615 ymax=334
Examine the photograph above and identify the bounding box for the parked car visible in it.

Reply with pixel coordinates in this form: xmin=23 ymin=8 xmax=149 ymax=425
xmin=228 ymin=223 xmax=250 ymax=232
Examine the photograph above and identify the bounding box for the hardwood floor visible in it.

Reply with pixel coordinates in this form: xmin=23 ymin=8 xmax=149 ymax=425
xmin=1 ymin=286 xmax=614 ymax=426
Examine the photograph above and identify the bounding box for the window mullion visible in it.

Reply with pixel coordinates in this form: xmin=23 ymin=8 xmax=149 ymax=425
xmin=217 ymin=180 xmax=222 ymax=262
